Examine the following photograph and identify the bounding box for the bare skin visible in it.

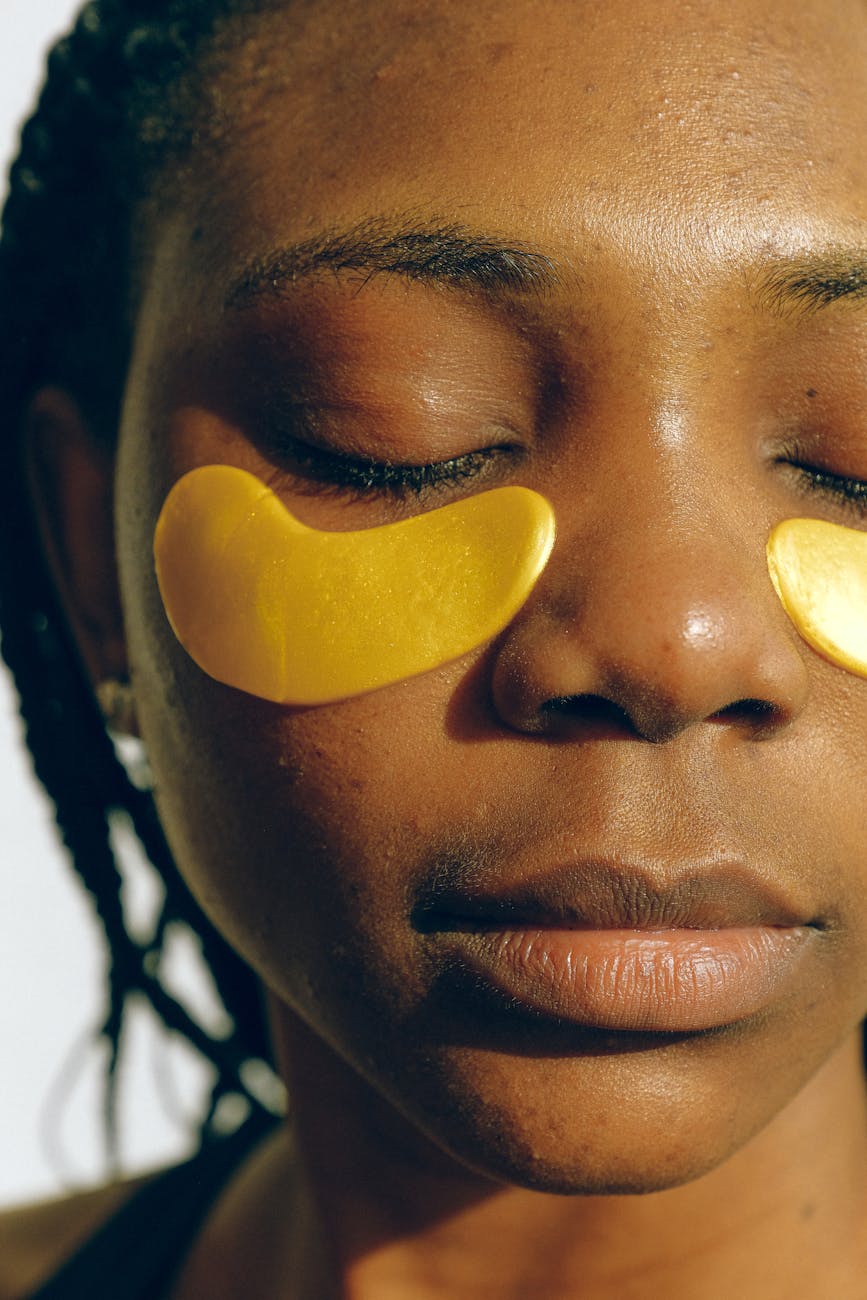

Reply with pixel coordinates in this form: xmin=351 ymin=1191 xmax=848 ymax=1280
xmin=9 ymin=0 xmax=867 ymax=1296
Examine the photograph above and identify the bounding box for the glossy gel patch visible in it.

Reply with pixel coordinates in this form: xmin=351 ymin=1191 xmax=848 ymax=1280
xmin=767 ymin=517 xmax=867 ymax=678
xmin=154 ymin=465 xmax=556 ymax=705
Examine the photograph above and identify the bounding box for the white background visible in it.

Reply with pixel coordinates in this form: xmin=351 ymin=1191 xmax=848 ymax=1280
xmin=0 ymin=0 xmax=217 ymax=1209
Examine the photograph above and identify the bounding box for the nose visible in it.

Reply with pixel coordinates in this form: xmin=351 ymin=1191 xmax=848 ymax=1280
xmin=490 ymin=489 xmax=810 ymax=744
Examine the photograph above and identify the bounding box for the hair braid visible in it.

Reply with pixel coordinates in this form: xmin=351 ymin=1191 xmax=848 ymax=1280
xmin=0 ymin=0 xmax=280 ymax=1156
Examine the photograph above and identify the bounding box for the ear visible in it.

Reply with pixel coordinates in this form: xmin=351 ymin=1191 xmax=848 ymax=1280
xmin=24 ymin=388 xmax=133 ymax=728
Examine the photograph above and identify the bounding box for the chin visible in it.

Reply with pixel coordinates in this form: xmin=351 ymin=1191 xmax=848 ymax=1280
xmin=380 ymin=1037 xmax=785 ymax=1199
xmin=423 ymin=1106 xmax=743 ymax=1198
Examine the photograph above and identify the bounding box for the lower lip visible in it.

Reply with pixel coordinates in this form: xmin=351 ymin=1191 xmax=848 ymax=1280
xmin=439 ymin=926 xmax=813 ymax=1032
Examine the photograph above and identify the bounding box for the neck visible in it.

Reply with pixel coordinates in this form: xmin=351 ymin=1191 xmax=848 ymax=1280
xmin=198 ymin=1018 xmax=867 ymax=1300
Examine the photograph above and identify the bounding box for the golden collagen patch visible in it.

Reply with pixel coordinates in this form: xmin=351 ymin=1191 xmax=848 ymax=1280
xmin=154 ymin=465 xmax=556 ymax=704
xmin=767 ymin=518 xmax=867 ymax=678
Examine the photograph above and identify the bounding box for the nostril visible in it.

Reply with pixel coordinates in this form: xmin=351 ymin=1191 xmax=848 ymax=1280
xmin=539 ymin=692 xmax=784 ymax=744
xmin=542 ymin=694 xmax=637 ymax=732
xmin=711 ymin=697 xmax=780 ymax=729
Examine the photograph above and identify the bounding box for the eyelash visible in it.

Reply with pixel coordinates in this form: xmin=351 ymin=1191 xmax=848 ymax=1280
xmin=798 ymin=465 xmax=867 ymax=506
xmin=258 ymin=400 xmax=515 ymax=499
xmin=781 ymin=449 xmax=867 ymax=517
xmin=282 ymin=437 xmax=502 ymax=497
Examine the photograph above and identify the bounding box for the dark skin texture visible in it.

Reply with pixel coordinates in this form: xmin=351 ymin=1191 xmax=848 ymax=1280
xmin=14 ymin=0 xmax=867 ymax=1295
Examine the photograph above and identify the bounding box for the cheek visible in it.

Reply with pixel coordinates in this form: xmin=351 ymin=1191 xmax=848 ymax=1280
xmin=134 ymin=648 xmax=475 ymax=1016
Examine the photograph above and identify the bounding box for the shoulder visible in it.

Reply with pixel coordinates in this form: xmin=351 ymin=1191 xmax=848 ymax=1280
xmin=0 ymin=1173 xmax=156 ymax=1300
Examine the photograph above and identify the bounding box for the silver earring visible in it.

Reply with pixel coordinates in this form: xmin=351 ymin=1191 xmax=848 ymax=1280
xmin=95 ymin=678 xmax=139 ymax=736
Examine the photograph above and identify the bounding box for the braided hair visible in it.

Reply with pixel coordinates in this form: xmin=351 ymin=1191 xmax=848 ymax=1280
xmin=0 ymin=0 xmax=282 ymax=1161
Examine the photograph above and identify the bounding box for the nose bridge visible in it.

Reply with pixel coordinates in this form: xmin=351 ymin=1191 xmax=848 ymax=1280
xmin=577 ymin=370 xmax=750 ymax=623
xmin=578 ymin=484 xmax=761 ymax=698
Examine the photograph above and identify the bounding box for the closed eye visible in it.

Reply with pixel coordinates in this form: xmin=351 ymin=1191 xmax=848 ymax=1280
xmin=277 ymin=436 xmax=509 ymax=498
xmin=776 ymin=442 xmax=867 ymax=519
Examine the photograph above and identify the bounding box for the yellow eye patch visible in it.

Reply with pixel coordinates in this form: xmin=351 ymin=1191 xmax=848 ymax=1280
xmin=154 ymin=465 xmax=555 ymax=705
xmin=767 ymin=517 xmax=867 ymax=678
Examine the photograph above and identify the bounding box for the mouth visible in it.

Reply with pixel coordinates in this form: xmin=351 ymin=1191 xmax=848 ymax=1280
xmin=413 ymin=859 xmax=821 ymax=1034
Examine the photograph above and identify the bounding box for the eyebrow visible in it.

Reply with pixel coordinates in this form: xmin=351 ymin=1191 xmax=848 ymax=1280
xmin=227 ymin=222 xmax=867 ymax=321
xmin=225 ymin=217 xmax=562 ymax=309
xmin=751 ymin=250 xmax=867 ymax=317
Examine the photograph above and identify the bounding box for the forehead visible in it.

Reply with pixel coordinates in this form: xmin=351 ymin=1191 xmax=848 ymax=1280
xmin=150 ymin=0 xmax=867 ymax=319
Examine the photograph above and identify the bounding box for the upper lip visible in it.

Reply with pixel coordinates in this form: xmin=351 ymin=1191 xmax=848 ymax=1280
xmin=412 ymin=857 xmax=817 ymax=933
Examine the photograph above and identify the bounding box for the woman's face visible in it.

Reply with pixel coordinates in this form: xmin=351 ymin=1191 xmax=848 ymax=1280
xmin=113 ymin=0 xmax=867 ymax=1192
